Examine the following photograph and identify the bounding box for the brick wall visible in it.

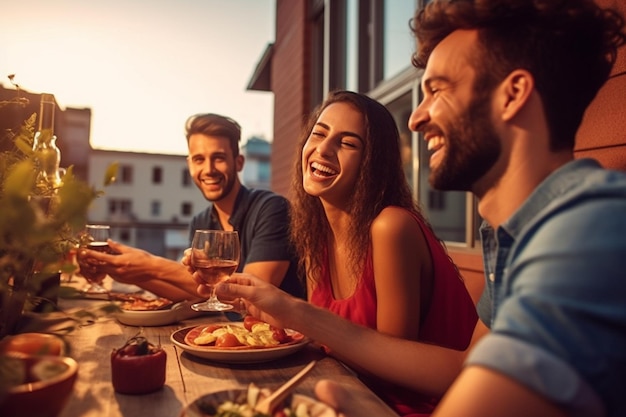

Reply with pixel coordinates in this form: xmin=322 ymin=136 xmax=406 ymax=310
xmin=270 ymin=0 xmax=311 ymax=197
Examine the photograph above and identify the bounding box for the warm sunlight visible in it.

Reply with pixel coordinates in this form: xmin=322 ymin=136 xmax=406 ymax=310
xmin=0 ymin=0 xmax=275 ymax=155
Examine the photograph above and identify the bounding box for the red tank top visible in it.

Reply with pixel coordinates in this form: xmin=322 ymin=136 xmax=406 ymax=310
xmin=310 ymin=208 xmax=478 ymax=416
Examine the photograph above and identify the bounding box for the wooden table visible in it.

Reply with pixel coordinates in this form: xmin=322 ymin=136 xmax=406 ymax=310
xmin=43 ymin=287 xmax=391 ymax=417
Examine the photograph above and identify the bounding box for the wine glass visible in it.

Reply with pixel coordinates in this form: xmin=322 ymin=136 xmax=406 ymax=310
xmin=76 ymin=224 xmax=112 ymax=294
xmin=190 ymin=230 xmax=240 ymax=312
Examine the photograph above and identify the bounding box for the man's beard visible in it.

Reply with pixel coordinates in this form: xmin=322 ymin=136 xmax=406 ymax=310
xmin=430 ymin=91 xmax=501 ymax=192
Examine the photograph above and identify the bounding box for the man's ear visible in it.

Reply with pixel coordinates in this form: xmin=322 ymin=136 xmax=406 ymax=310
xmin=235 ymin=154 xmax=245 ymax=172
xmin=497 ymin=69 xmax=534 ymax=122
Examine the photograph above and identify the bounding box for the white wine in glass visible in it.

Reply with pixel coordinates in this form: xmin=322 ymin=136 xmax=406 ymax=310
xmin=190 ymin=230 xmax=240 ymax=312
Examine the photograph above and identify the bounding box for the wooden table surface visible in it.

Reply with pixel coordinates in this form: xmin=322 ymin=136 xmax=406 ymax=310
xmin=44 ymin=282 xmax=392 ymax=417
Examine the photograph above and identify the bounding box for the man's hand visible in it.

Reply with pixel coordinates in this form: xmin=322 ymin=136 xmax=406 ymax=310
xmin=78 ymin=240 xmax=155 ymax=284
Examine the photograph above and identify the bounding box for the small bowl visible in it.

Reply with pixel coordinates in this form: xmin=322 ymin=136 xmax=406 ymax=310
xmin=180 ymin=388 xmax=336 ymax=417
xmin=0 ymin=353 xmax=79 ymax=417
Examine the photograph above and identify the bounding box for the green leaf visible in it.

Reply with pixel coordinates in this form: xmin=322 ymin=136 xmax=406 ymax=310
xmin=4 ymin=160 xmax=36 ymax=198
xmin=104 ymin=162 xmax=119 ymax=186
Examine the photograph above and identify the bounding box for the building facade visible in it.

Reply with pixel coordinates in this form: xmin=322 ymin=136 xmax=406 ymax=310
xmin=241 ymin=136 xmax=272 ymax=190
xmin=87 ymin=139 xmax=273 ymax=260
xmin=248 ymin=0 xmax=626 ymax=301
xmin=87 ymin=150 xmax=207 ymax=260
xmin=2 ymin=84 xmax=274 ymax=261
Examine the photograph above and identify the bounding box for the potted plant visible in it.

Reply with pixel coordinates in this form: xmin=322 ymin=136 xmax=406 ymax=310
xmin=0 ymin=86 xmax=116 ymax=339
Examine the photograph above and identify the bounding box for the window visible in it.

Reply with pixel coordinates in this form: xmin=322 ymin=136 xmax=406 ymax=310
xmin=340 ymin=0 xmax=418 ymax=92
xmin=384 ymin=92 xmax=414 ymax=189
xmin=182 ymin=169 xmax=192 ymax=187
xmin=119 ymin=165 xmax=133 ymax=184
xmin=151 ymin=200 xmax=161 ymax=216
xmin=428 ymin=190 xmax=445 ymax=210
xmin=376 ymin=80 xmax=473 ymax=245
xmin=108 ymin=199 xmax=132 ymax=216
xmin=119 ymin=229 xmax=131 ymax=242
xmin=181 ymin=202 xmax=193 ymax=217
xmin=310 ymin=0 xmax=480 ymax=248
xmin=152 ymin=166 xmax=163 ymax=184
xmin=382 ymin=0 xmax=417 ymax=80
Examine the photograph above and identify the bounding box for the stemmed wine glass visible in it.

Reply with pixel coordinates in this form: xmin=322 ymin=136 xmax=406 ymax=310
xmin=76 ymin=224 xmax=112 ymax=294
xmin=190 ymin=230 xmax=240 ymax=312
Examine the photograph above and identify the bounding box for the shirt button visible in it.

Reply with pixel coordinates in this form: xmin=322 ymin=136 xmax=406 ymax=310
xmin=489 ymin=273 xmax=495 ymax=282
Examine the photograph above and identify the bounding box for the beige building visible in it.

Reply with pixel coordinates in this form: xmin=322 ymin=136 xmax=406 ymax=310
xmin=87 ymin=150 xmax=207 ymax=260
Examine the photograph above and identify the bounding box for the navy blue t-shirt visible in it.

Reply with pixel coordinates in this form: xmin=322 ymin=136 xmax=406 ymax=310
xmin=189 ymin=186 xmax=305 ymax=299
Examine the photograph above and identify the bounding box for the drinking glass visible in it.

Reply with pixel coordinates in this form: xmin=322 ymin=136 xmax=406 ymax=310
xmin=76 ymin=224 xmax=112 ymax=294
xmin=190 ymin=230 xmax=240 ymax=312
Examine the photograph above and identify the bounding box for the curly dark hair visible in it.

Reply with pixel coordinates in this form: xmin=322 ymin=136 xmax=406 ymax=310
xmin=411 ymin=0 xmax=626 ymax=151
xmin=289 ymin=91 xmax=439 ymax=286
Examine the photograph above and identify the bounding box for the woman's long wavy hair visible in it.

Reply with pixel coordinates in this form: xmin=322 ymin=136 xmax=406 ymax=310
xmin=289 ymin=90 xmax=436 ymax=287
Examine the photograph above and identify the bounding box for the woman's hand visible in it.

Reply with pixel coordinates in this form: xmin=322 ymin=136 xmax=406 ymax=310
xmin=215 ymin=273 xmax=299 ymax=329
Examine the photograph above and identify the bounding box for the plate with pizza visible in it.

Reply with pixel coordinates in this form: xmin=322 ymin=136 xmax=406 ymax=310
xmin=170 ymin=317 xmax=309 ymax=363
xmin=111 ymin=293 xmax=202 ymax=326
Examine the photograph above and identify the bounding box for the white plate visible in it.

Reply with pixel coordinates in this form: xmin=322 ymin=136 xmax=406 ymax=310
xmin=114 ymin=301 xmax=201 ymax=326
xmin=179 ymin=388 xmax=336 ymax=417
xmin=170 ymin=323 xmax=309 ymax=363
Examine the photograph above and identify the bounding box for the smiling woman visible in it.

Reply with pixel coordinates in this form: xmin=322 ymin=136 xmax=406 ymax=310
xmin=0 ymin=0 xmax=276 ymax=155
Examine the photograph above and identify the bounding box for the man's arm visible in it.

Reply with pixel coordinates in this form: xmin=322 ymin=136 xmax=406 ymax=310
xmin=243 ymin=260 xmax=290 ymax=288
xmin=240 ymin=194 xmax=296 ymax=288
xmin=432 ymin=366 xmax=567 ymax=417
xmin=80 ymin=240 xmax=200 ymax=302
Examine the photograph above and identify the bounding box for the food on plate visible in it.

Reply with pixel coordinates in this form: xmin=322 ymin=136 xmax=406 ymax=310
xmin=110 ymin=334 xmax=166 ymax=394
xmin=109 ymin=292 xmax=173 ymax=311
xmin=185 ymin=318 xmax=295 ymax=349
xmin=191 ymin=383 xmax=336 ymax=417
xmin=0 ymin=332 xmax=67 ymax=356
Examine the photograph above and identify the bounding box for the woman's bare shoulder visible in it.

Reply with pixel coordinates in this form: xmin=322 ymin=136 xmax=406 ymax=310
xmin=371 ymin=207 xmax=423 ymax=240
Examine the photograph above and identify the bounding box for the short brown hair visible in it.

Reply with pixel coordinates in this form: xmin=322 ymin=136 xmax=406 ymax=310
xmin=184 ymin=113 xmax=241 ymax=156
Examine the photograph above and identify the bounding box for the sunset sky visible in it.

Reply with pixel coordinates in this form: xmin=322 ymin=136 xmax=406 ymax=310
xmin=0 ymin=0 xmax=275 ymax=155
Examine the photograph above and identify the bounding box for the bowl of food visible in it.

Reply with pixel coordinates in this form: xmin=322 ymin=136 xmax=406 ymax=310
xmin=180 ymin=384 xmax=336 ymax=417
xmin=0 ymin=353 xmax=79 ymax=417
xmin=0 ymin=332 xmax=68 ymax=356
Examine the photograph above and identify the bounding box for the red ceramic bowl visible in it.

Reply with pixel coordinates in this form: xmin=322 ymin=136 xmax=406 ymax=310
xmin=0 ymin=353 xmax=78 ymax=417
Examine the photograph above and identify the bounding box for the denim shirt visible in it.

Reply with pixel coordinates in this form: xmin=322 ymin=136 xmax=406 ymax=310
xmin=468 ymin=159 xmax=626 ymax=417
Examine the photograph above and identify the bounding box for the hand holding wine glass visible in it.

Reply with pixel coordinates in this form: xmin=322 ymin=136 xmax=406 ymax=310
xmin=190 ymin=230 xmax=240 ymax=312
xmin=189 ymin=230 xmax=240 ymax=312
xmin=76 ymin=224 xmax=114 ymax=294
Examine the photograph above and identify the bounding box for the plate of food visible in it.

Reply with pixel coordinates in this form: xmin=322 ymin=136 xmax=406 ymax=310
xmin=179 ymin=384 xmax=336 ymax=417
xmin=111 ymin=293 xmax=201 ymax=326
xmin=170 ymin=317 xmax=309 ymax=363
